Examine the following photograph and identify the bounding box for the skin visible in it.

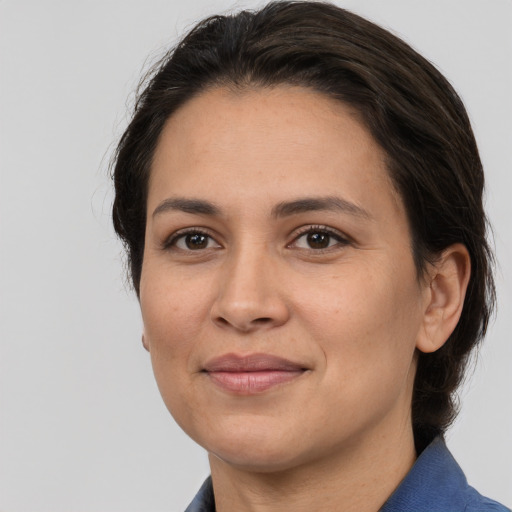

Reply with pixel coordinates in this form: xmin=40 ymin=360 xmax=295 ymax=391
xmin=139 ymin=86 xmax=470 ymax=512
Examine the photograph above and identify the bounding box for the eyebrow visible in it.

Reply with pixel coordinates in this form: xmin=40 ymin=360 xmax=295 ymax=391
xmin=152 ymin=197 xmax=221 ymax=218
xmin=152 ymin=195 xmax=371 ymax=220
xmin=271 ymin=196 xmax=372 ymax=219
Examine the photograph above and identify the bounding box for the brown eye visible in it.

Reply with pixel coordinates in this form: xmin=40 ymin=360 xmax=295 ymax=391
xmin=291 ymin=227 xmax=348 ymax=251
xmin=185 ymin=233 xmax=208 ymax=250
xmin=170 ymin=231 xmax=221 ymax=251
xmin=306 ymin=232 xmax=331 ymax=249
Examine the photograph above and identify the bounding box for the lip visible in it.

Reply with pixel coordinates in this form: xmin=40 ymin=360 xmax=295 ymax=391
xmin=202 ymin=353 xmax=308 ymax=394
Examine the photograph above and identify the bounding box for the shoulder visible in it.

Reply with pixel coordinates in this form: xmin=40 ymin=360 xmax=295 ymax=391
xmin=380 ymin=437 xmax=510 ymax=512
xmin=464 ymin=486 xmax=510 ymax=512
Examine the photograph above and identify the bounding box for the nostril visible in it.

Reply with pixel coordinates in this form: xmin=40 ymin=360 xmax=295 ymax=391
xmin=254 ymin=317 xmax=272 ymax=324
xmin=213 ymin=315 xmax=274 ymax=330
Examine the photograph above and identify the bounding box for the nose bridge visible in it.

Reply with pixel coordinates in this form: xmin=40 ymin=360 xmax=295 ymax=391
xmin=211 ymin=238 xmax=288 ymax=331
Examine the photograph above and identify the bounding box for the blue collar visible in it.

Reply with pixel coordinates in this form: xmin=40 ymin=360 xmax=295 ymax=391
xmin=380 ymin=436 xmax=508 ymax=511
xmin=185 ymin=476 xmax=215 ymax=512
xmin=185 ymin=437 xmax=509 ymax=511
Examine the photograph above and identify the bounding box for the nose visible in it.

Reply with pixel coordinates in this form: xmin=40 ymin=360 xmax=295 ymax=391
xmin=210 ymin=245 xmax=290 ymax=333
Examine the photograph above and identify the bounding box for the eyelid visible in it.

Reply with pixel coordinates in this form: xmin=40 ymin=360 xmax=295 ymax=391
xmin=288 ymin=224 xmax=351 ymax=250
xmin=162 ymin=227 xmax=222 ymax=250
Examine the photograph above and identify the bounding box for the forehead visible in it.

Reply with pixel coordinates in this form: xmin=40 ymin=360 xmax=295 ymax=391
xmin=149 ymin=85 xmax=403 ymax=220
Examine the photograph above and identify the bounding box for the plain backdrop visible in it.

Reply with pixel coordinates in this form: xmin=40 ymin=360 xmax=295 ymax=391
xmin=1 ymin=0 xmax=511 ymax=511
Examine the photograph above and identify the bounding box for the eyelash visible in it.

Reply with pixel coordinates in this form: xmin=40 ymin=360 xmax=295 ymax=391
xmin=162 ymin=225 xmax=350 ymax=253
xmin=289 ymin=225 xmax=350 ymax=252
xmin=162 ymin=228 xmax=220 ymax=252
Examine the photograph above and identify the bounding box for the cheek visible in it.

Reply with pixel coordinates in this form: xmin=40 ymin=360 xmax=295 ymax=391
xmin=141 ymin=264 xmax=211 ymax=338
xmin=297 ymin=261 xmax=423 ymax=380
xmin=139 ymin=276 xmax=209 ymax=423
xmin=139 ymin=269 xmax=212 ymax=390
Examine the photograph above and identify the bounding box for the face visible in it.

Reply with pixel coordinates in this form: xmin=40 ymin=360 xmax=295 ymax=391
xmin=140 ymin=86 xmax=430 ymax=472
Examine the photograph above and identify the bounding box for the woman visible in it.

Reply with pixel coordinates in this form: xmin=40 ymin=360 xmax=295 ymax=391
xmin=111 ymin=2 xmax=509 ymax=510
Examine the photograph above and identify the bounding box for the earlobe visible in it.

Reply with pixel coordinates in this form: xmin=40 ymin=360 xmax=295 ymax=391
xmin=416 ymin=243 xmax=471 ymax=354
xmin=142 ymin=333 xmax=150 ymax=352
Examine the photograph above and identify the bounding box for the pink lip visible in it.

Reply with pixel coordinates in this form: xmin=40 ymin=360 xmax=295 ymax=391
xmin=202 ymin=353 xmax=307 ymax=394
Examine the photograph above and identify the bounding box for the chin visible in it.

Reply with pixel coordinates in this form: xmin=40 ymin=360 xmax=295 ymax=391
xmin=198 ymin=421 xmax=312 ymax=473
xmin=209 ymin=443 xmax=308 ymax=474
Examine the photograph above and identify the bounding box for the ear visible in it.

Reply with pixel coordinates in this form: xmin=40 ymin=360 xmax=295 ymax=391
xmin=142 ymin=333 xmax=150 ymax=352
xmin=416 ymin=243 xmax=471 ymax=354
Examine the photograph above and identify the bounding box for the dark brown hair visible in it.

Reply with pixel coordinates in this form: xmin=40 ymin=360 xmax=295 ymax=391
xmin=112 ymin=1 xmax=495 ymax=451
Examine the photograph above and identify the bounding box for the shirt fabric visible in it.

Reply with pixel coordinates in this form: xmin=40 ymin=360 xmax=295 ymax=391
xmin=184 ymin=437 xmax=510 ymax=511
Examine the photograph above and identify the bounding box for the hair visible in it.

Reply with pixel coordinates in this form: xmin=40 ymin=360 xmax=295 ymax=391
xmin=111 ymin=1 xmax=495 ymax=452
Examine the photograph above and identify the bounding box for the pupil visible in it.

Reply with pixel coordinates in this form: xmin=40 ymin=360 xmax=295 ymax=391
xmin=307 ymin=232 xmax=329 ymax=249
xmin=186 ymin=233 xmax=207 ymax=249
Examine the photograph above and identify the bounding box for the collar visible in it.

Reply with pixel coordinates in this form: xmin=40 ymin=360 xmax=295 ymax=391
xmin=185 ymin=476 xmax=215 ymax=512
xmin=379 ymin=436 xmax=507 ymax=511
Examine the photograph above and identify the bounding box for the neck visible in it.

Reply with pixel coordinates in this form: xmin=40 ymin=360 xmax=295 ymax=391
xmin=209 ymin=420 xmax=416 ymax=512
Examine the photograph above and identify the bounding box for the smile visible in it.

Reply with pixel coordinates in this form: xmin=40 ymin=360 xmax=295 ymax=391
xmin=202 ymin=353 xmax=308 ymax=394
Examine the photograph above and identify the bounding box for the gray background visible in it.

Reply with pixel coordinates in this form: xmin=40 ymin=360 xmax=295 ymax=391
xmin=1 ymin=0 xmax=511 ymax=510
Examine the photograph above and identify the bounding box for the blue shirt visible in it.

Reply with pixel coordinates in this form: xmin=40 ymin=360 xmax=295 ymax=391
xmin=185 ymin=437 xmax=510 ymax=511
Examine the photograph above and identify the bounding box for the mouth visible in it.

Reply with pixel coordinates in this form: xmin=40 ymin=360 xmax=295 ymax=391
xmin=202 ymin=353 xmax=308 ymax=394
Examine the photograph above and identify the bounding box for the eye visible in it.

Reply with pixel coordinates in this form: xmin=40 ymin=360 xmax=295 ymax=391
xmin=166 ymin=230 xmax=221 ymax=251
xmin=291 ymin=226 xmax=348 ymax=251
